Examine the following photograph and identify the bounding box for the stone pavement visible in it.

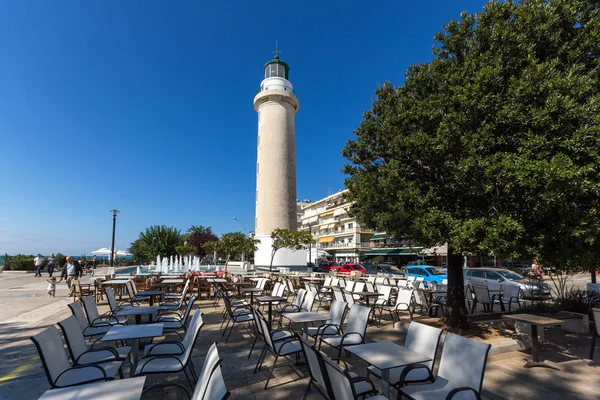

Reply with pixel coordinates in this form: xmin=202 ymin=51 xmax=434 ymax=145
xmin=1 ymin=271 xmax=599 ymax=399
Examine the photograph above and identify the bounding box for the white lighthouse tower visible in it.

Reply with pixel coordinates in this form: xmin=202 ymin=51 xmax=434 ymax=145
xmin=253 ymin=49 xmax=306 ymax=269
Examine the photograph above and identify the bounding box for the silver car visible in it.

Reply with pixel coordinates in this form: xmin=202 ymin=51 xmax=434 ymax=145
xmin=464 ymin=268 xmax=551 ymax=299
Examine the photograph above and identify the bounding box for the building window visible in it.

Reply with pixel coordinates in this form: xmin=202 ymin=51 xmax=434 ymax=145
xmin=348 ymin=223 xmax=354 ymax=229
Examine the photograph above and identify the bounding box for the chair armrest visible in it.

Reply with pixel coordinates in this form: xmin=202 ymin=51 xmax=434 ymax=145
xmin=55 ymin=364 xmax=107 ymax=387
xmin=340 ymin=332 xmax=364 ymax=347
xmin=91 ymin=314 xmax=119 ymax=325
xmin=282 ymin=304 xmax=300 ymax=312
xmin=137 ymin=356 xmax=185 ymax=376
xmin=145 ymin=341 xmax=185 ymax=356
xmin=277 ymin=336 xmax=300 ymax=354
xmin=75 ymin=347 xmax=119 ymax=363
xmin=349 ymin=376 xmax=377 ymax=395
xmin=313 ymin=324 xmax=341 ymax=337
xmin=397 ymin=363 xmax=433 ymax=387
xmin=446 ymin=387 xmax=482 ymax=400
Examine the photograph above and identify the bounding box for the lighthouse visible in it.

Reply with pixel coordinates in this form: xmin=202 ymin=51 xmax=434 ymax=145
xmin=253 ymin=49 xmax=306 ymax=269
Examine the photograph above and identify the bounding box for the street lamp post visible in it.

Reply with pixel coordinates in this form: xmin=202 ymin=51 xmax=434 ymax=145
xmin=109 ymin=210 xmax=120 ymax=268
xmin=233 ymin=217 xmax=248 ymax=262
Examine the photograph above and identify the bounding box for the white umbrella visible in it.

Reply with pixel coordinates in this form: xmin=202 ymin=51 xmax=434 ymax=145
xmin=115 ymin=250 xmax=131 ymax=257
xmin=91 ymin=247 xmax=112 ymax=255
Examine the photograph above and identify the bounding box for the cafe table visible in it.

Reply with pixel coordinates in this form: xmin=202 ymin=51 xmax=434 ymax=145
xmin=135 ymin=290 xmax=165 ymax=306
xmin=347 ymin=341 xmax=432 ymax=398
xmin=281 ymin=311 xmax=329 ymax=331
xmin=115 ymin=305 xmax=159 ymax=324
xmin=241 ymin=287 xmax=263 ymax=305
xmin=230 ymin=281 xmax=251 ymax=296
xmin=38 ymin=376 xmax=146 ymax=400
xmin=101 ymin=324 xmax=163 ymax=377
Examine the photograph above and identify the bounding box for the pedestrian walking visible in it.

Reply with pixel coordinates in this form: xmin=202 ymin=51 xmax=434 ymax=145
xmin=58 ymin=256 xmax=81 ymax=296
xmin=47 ymin=253 xmax=56 ymax=277
xmin=34 ymin=254 xmax=44 ymax=277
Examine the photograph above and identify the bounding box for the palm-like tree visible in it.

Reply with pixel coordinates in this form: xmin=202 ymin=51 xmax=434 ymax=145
xmin=132 ymin=225 xmax=183 ymax=261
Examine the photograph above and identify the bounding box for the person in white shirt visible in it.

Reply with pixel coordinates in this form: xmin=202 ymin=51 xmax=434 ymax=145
xmin=34 ymin=254 xmax=44 ymax=277
xmin=58 ymin=256 xmax=81 ymax=296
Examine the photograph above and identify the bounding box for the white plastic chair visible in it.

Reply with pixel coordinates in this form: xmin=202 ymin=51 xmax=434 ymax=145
xmin=367 ymin=322 xmax=442 ymax=388
xmin=159 ymin=281 xmax=191 ymax=313
xmin=321 ymin=353 xmax=382 ymax=400
xmin=305 ymin=300 xmax=348 ymax=343
xmin=144 ymin=311 xmax=204 ymax=357
xmin=30 ymin=326 xmax=121 ymax=389
xmin=382 ymin=287 xmax=413 ymax=321
xmin=399 ymin=333 xmax=491 ymax=400
xmin=221 ymin=295 xmax=253 ymax=343
xmin=157 ymin=295 xmax=197 ymax=340
xmin=590 ymin=307 xmax=600 ymax=359
xmin=499 ymin=283 xmax=521 ymax=312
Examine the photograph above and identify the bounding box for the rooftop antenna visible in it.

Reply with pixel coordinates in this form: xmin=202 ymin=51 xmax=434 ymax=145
xmin=274 ymin=40 xmax=280 ymax=59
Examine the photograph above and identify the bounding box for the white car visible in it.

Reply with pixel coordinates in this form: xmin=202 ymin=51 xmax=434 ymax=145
xmin=463 ymin=268 xmax=551 ymax=299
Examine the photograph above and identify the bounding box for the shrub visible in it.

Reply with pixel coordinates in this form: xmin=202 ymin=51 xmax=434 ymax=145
xmin=7 ymin=254 xmax=37 ymax=271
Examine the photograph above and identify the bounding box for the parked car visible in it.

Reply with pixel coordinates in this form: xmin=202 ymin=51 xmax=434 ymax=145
xmin=317 ymin=261 xmax=339 ymax=273
xmin=364 ymin=264 xmax=405 ymax=277
xmin=334 ymin=263 xmax=366 ymax=274
xmin=405 ymin=265 xmax=447 ymax=285
xmin=463 ymin=268 xmax=551 ymax=299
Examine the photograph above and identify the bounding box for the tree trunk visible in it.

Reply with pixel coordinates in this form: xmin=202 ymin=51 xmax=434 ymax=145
xmin=592 ymin=267 xmax=597 ymax=284
xmin=270 ymin=250 xmax=276 ymax=272
xmin=444 ymin=244 xmax=470 ymax=332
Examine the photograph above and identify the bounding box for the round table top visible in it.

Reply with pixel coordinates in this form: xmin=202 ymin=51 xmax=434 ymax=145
xmin=241 ymin=287 xmax=263 ymax=292
xmin=353 ymin=291 xmax=383 ymax=297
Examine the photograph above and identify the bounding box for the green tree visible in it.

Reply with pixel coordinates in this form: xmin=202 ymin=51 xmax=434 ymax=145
xmin=130 ymin=225 xmax=183 ymax=262
xmin=219 ymin=232 xmax=261 ymax=271
xmin=343 ymin=0 xmax=600 ymax=331
xmin=185 ymin=225 xmax=219 ymax=257
xmin=270 ymin=229 xmax=314 ymax=272
xmin=202 ymin=240 xmax=223 ymax=263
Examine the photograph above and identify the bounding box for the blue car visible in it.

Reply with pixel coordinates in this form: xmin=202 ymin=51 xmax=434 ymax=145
xmin=405 ymin=265 xmax=447 ymax=286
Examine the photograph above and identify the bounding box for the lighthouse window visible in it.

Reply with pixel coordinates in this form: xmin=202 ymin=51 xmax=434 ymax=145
xmin=266 ymin=63 xmax=286 ymax=79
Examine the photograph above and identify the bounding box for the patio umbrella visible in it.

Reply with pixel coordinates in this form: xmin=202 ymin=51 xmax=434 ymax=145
xmin=91 ymin=247 xmax=112 ymax=256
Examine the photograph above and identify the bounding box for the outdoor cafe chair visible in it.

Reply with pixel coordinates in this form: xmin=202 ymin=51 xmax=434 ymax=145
xmin=258 ymin=282 xmax=286 ymax=309
xmin=68 ymin=300 xmax=112 ymax=343
xmin=589 ymin=308 xmax=600 ymax=359
xmin=469 ymin=283 xmax=499 ymax=313
xmin=343 ymin=289 xmax=356 ymax=308
xmin=367 ymin=276 xmax=376 ymax=284
xmin=365 ymin=281 xmax=376 ymax=293
xmin=275 ymin=288 xmax=307 ymax=315
xmin=332 ymin=287 xmax=345 ymax=303
xmin=331 ymin=277 xmax=340 ymax=287
xmin=278 ymin=290 xmax=317 ymax=326
xmin=253 ymin=311 xmax=303 ymax=389
xmin=30 ymin=325 xmax=122 ymax=389
xmin=159 ymin=280 xmax=190 ymax=313
xmin=248 ymin=306 xmax=294 ymax=358
xmin=163 ymin=278 xmax=189 ymax=300
xmin=318 ymin=304 xmax=371 ymax=358
xmin=413 ymin=288 xmax=440 ymax=317
xmin=305 ymin=299 xmax=348 ymax=344
xmin=141 ymin=342 xmax=229 ymax=400
xmin=299 ymin=335 xmax=332 ymax=399
xmin=157 ymin=294 xmax=197 ymax=340
xmin=367 ymin=321 xmax=442 ymax=390
xmin=144 ymin=311 xmax=204 ymax=357
xmin=321 ymin=351 xmax=383 ymax=400
xmin=352 ymin=282 xmax=366 ymax=301
xmin=105 ymin=287 xmax=136 ymax=314
xmin=125 ymin=280 xmax=150 ymax=305
xmin=221 ymin=295 xmax=254 ymax=343
xmin=398 ymin=333 xmax=491 ymax=400
xmin=57 ymin=315 xmax=131 ymax=367
xmin=499 ymin=283 xmax=521 ymax=312
xmin=345 ymin=281 xmax=355 ymax=293
xmin=134 ymin=307 xmax=204 ymax=389
xmin=382 ymin=287 xmax=414 ymax=321
xmin=81 ymin=295 xmax=128 ymax=326
xmin=315 ymin=285 xmax=334 ymax=312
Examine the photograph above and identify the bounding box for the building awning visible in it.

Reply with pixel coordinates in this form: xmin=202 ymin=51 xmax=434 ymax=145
xmin=333 ymin=208 xmax=345 ymax=217
xmin=320 ymin=211 xmax=334 ymax=218
xmin=364 ymin=247 xmax=423 ymax=256
xmin=370 ymin=233 xmax=389 ymax=241
xmin=318 ymin=236 xmax=334 ymax=243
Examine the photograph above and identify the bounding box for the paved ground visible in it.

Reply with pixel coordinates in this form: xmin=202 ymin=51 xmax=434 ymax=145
xmin=1 ymin=271 xmax=599 ymax=399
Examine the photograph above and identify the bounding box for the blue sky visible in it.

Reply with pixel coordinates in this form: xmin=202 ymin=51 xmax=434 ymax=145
xmin=0 ymin=0 xmax=489 ymax=256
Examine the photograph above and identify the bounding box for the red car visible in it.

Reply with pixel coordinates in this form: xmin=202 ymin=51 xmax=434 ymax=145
xmin=334 ymin=263 xmax=366 ymax=274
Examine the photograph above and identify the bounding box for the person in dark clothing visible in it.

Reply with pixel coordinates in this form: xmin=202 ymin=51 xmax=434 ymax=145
xmin=58 ymin=256 xmax=82 ymax=296
xmin=47 ymin=253 xmax=56 ymax=277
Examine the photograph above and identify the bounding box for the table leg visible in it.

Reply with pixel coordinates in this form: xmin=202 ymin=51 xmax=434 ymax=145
xmin=250 ymin=292 xmax=254 ymax=306
xmin=130 ymin=338 xmax=139 ymax=377
xmin=523 ymin=324 xmax=559 ymax=370
xmin=381 ymin=369 xmax=391 ymax=398
xmin=149 ymin=296 xmax=154 ymax=307
xmin=268 ymin=302 xmax=273 ymax=331
xmin=135 ymin=315 xmax=141 ymax=325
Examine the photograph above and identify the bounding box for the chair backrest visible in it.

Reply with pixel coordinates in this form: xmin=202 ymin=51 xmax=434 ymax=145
xmin=332 ymin=287 xmax=345 ymax=302
xmin=343 ymin=290 xmax=355 ymax=307
xmin=345 ymin=305 xmax=370 ymax=339
xmin=414 ymin=288 xmax=427 ymax=306
xmin=30 ymin=326 xmax=73 ymax=386
xmin=256 ymin=278 xmax=267 ymax=290
xmin=181 ymin=295 xmax=198 ymax=325
xmin=437 ymin=333 xmax=491 ymax=393
xmin=353 ymin=282 xmax=365 ymax=293
xmin=406 ymin=276 xmax=416 ymax=282
xmin=295 ymin=289 xmax=307 ymax=308
xmin=396 ymin=287 xmax=413 ymax=309
xmin=276 ymin=282 xmax=286 ymax=297
xmin=472 ymin=283 xmax=491 ymax=303
xmin=104 ymin=287 xmax=118 ymax=312
xmin=57 ymin=315 xmax=90 ymax=362
xmin=338 ymin=278 xmax=346 ymax=288
xmin=299 ymin=335 xmax=331 ymax=398
xmin=367 ymin=276 xmax=376 ymax=283
xmin=125 ymin=280 xmax=137 ymax=299
xmin=378 ymin=285 xmax=392 ymax=301
xmin=191 ymin=342 xmax=228 ymax=400
xmin=503 ymin=283 xmax=520 ymax=299
xmin=397 ymin=279 xmax=408 ymax=287
xmin=306 ymin=283 xmax=318 ymax=293
xmin=322 ymin=354 xmax=359 ymax=400
xmin=323 ymin=277 xmax=332 ymax=287
xmin=365 ymin=282 xmax=375 ymax=292
xmin=345 ymin=281 xmax=355 ymax=292
xmin=328 ymin=300 xmax=347 ymax=326
xmin=182 ymin=311 xmax=204 ymax=351
xmin=257 ymin=313 xmax=275 ymax=350
xmin=68 ymin=301 xmax=90 ymax=331
xmin=375 ymin=277 xmax=385 ymax=285
xmin=286 ymin=279 xmax=295 ymax=294
xmin=405 ymin=322 xmax=443 ymax=370
xmin=81 ymin=296 xmax=100 ymax=325
xmin=178 ymin=280 xmax=191 ymax=302
xmin=251 ymin=306 xmax=264 ymax=337
xmin=271 ymin=282 xmax=281 ymax=296
xmin=331 ymin=278 xmax=339 ymax=287
xmin=303 ymin=290 xmax=317 ymax=311
xmin=593 ymin=308 xmax=600 ymax=335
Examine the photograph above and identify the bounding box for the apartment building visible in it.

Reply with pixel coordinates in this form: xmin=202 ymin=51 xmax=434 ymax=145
xmin=299 ymin=190 xmax=374 ymax=264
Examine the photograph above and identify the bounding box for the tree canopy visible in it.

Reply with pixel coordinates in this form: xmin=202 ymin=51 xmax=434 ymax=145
xmin=343 ymin=0 xmax=600 ymax=330
xmin=185 ymin=225 xmax=218 ymax=258
xmin=202 ymin=232 xmax=260 ymax=271
xmin=270 ymin=228 xmax=314 ymax=271
xmin=129 ymin=225 xmax=183 ymax=262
